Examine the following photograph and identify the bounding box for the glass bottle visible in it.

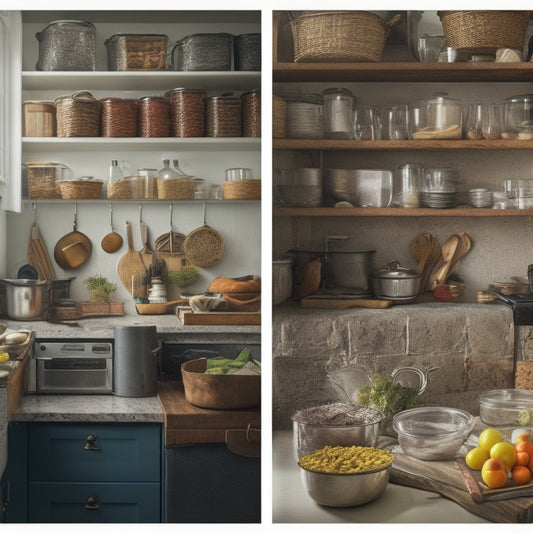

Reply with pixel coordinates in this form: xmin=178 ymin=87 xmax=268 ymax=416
xmin=109 ymin=160 xmax=121 ymax=181
xmin=157 ymin=159 xmax=179 ymax=180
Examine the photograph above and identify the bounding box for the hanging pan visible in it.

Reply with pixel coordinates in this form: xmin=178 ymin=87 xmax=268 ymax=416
xmin=155 ymin=203 xmax=188 ymax=274
xmin=183 ymin=202 xmax=225 ymax=267
xmin=53 ymin=204 xmax=92 ymax=270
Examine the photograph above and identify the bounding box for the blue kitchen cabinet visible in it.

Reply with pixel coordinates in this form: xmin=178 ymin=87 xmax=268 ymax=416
xmin=2 ymin=422 xmax=28 ymax=522
xmin=3 ymin=422 xmax=163 ymax=523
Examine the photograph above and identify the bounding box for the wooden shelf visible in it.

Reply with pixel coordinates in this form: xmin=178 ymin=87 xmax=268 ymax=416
xmin=274 ymin=207 xmax=533 ymax=217
xmin=273 ymin=61 xmax=533 ymax=83
xmin=273 ymin=139 xmax=533 ymax=151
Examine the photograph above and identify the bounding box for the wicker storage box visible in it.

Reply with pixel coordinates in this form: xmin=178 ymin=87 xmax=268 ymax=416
xmin=438 ymin=11 xmax=530 ymax=54
xmin=206 ymin=96 xmax=242 ymax=137
xmin=25 ymin=162 xmax=63 ymax=199
xmin=56 ymin=178 xmax=103 ymax=199
xmin=55 ymin=91 xmax=100 ymax=137
xmin=35 ymin=20 xmax=95 ymax=71
xmin=138 ymin=96 xmax=170 ymax=137
xmin=169 ymin=88 xmax=206 ymax=137
xmin=172 ymin=33 xmax=233 ymax=71
xmin=100 ymin=97 xmax=139 ymax=137
xmin=23 ymin=101 xmax=56 ymax=137
xmin=290 ymin=11 xmax=400 ymax=63
xmin=223 ymin=179 xmax=261 ymax=200
xmin=242 ymin=89 xmax=261 ymax=138
xmin=107 ymin=177 xmax=142 ymax=199
xmin=157 ymin=178 xmax=195 ymax=199
xmin=105 ymin=34 xmax=168 ymax=71
xmin=234 ymin=33 xmax=261 ymax=71
xmin=273 ymin=96 xmax=287 ymax=138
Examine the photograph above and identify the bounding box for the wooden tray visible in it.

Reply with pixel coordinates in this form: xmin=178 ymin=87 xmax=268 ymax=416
xmin=177 ymin=308 xmax=261 ymax=325
xmin=135 ymin=299 xmax=188 ymax=315
xmin=52 ymin=302 xmax=124 ymax=320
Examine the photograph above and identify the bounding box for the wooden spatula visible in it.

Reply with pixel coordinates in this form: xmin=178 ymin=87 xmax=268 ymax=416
xmin=117 ymin=221 xmax=147 ymax=297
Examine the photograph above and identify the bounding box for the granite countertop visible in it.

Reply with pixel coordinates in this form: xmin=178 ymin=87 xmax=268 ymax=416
xmin=0 ymin=314 xmax=261 ymax=342
xmin=10 ymin=392 xmax=164 ymax=423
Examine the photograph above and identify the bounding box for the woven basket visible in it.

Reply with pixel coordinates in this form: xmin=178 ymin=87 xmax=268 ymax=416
xmin=157 ymin=178 xmax=195 ymax=199
xmin=438 ymin=10 xmax=530 ymax=53
xmin=55 ymin=91 xmax=100 ymax=137
xmin=57 ymin=179 xmax=103 ymax=199
xmin=273 ymin=96 xmax=287 ymax=138
xmin=290 ymin=11 xmax=400 ymax=63
xmin=223 ymin=179 xmax=261 ymax=200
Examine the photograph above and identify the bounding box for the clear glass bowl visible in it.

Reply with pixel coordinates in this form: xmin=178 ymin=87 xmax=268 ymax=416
xmin=392 ymin=406 xmax=474 ymax=460
xmin=479 ymin=389 xmax=533 ymax=428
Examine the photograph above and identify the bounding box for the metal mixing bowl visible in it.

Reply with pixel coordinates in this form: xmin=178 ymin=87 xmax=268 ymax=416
xmin=299 ymin=462 xmax=392 ymax=507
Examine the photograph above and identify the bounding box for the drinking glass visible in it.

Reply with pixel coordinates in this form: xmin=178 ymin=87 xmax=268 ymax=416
xmin=417 ymin=35 xmax=444 ymax=62
xmin=396 ymin=164 xmax=424 ymax=207
xmin=353 ymin=105 xmax=381 ymax=140
xmin=466 ymin=104 xmax=483 ymax=140
xmin=382 ymin=105 xmax=408 ymax=140
xmin=482 ymin=103 xmax=503 ymax=140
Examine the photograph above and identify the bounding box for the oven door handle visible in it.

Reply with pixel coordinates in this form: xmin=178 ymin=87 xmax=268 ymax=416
xmin=33 ymin=356 xmax=52 ymax=360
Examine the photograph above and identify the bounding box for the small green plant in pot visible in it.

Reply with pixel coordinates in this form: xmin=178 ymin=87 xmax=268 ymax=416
xmin=83 ymin=275 xmax=117 ymax=303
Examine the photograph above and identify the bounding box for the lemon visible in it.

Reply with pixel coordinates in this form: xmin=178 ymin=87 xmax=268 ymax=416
xmin=478 ymin=428 xmax=503 ymax=451
xmin=490 ymin=441 xmax=517 ymax=470
xmin=465 ymin=446 xmax=490 ymax=470
xmin=0 ymin=352 xmax=9 ymax=362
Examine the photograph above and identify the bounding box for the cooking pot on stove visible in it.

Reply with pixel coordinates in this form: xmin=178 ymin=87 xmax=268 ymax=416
xmin=371 ymin=260 xmax=420 ymax=301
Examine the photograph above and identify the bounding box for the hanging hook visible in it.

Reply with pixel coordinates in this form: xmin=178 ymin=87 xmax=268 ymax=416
xmin=32 ymin=202 xmax=37 ymax=224
xmin=139 ymin=203 xmax=143 ymax=224
xmin=109 ymin=203 xmax=115 ymax=231
xmin=169 ymin=203 xmax=174 ymax=228
xmin=73 ymin=203 xmax=78 ymax=230
xmin=202 ymin=202 xmax=207 ymax=226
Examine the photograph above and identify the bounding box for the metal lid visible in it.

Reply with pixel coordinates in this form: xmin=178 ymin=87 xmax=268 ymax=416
xmin=372 ymin=260 xmax=420 ymax=280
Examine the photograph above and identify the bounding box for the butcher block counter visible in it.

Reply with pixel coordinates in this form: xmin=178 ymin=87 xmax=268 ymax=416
xmin=157 ymin=381 xmax=261 ymax=447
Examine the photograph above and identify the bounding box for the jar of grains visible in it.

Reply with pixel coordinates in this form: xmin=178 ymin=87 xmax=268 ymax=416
xmin=100 ymin=97 xmax=139 ymax=137
xmin=137 ymin=168 xmax=158 ymax=199
xmin=169 ymin=88 xmax=206 ymax=137
xmin=206 ymin=95 xmax=242 ymax=137
xmin=138 ymin=96 xmax=170 ymax=137
xmin=241 ymin=89 xmax=261 ymax=137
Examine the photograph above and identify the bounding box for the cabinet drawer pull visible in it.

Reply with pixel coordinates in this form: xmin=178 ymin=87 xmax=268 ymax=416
xmin=85 ymin=496 xmax=100 ymax=511
xmin=84 ymin=434 xmax=100 ymax=451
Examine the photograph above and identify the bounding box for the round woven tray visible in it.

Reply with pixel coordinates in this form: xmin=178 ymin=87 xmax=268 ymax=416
xmin=438 ymin=10 xmax=530 ymax=52
xmin=290 ymin=11 xmax=400 ymax=63
xmin=223 ymin=179 xmax=261 ymax=200
xmin=183 ymin=225 xmax=225 ymax=267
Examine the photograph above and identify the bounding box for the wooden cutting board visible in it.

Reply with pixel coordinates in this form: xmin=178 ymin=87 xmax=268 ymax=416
xmin=301 ymin=296 xmax=392 ymax=309
xmin=178 ymin=309 xmax=261 ymax=325
xmin=157 ymin=381 xmax=260 ymax=446
xmin=391 ymin=452 xmax=533 ymax=522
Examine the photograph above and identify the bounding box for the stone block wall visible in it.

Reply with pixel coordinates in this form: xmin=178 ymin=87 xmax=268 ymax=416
xmin=272 ymin=302 xmax=515 ymax=430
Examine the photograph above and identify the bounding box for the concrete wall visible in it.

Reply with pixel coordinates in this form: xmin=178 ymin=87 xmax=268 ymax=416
xmin=272 ymin=302 xmax=515 ymax=430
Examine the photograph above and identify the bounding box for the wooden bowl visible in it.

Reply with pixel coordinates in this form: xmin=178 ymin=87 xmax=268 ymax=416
xmin=181 ymin=358 xmax=260 ymax=410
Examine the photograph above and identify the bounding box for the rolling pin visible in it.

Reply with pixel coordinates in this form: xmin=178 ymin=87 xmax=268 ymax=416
xmin=301 ymin=298 xmax=392 ymax=309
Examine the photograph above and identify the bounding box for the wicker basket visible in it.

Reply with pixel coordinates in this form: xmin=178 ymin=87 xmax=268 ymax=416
xmin=223 ymin=179 xmax=261 ymax=200
xmin=157 ymin=178 xmax=195 ymax=199
xmin=290 ymin=11 xmax=400 ymax=63
xmin=438 ymin=10 xmax=530 ymax=53
xmin=273 ymin=96 xmax=287 ymax=138
xmin=105 ymin=34 xmax=168 ymax=71
xmin=57 ymin=179 xmax=103 ymax=199
xmin=55 ymin=91 xmax=100 ymax=137
xmin=25 ymin=162 xmax=63 ymax=199
xmin=100 ymin=97 xmax=139 ymax=137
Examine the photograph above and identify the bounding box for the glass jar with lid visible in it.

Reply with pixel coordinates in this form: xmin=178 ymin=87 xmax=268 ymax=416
xmin=322 ymin=88 xmax=356 ymax=140
xmin=137 ymin=168 xmax=158 ymax=199
xmin=409 ymin=93 xmax=462 ymax=139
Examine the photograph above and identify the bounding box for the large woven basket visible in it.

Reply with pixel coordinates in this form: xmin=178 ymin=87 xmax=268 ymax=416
xmin=438 ymin=10 xmax=530 ymax=53
xmin=290 ymin=11 xmax=400 ymax=63
xmin=57 ymin=179 xmax=103 ymax=199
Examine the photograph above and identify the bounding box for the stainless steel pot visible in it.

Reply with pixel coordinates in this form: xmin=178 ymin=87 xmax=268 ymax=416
xmin=0 ymin=278 xmax=50 ymax=320
xmin=324 ymin=250 xmax=376 ymax=293
xmin=371 ymin=261 xmax=420 ymax=301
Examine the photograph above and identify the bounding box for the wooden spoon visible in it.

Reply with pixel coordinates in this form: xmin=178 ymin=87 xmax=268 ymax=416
xmin=448 ymin=232 xmax=472 ymax=275
xmin=428 ymin=234 xmax=460 ymax=290
xmin=420 ymin=234 xmax=441 ymax=293
xmin=101 ymin=204 xmax=123 ymax=254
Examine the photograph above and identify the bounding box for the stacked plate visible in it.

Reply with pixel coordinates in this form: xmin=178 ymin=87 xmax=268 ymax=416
xmin=420 ymin=190 xmax=457 ymax=209
xmin=468 ymin=188 xmax=493 ymax=208
xmin=286 ymin=101 xmax=324 ymax=139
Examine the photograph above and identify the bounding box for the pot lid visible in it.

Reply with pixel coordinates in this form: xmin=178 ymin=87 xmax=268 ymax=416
xmin=372 ymin=260 xmax=420 ymax=279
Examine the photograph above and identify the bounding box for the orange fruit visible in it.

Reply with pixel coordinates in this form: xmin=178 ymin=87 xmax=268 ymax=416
xmin=516 ymin=451 xmax=530 ymax=466
xmin=515 ymin=433 xmax=531 ymax=444
xmin=515 ymin=440 xmax=533 ymax=458
xmin=481 ymin=458 xmax=508 ymax=488
xmin=512 ymin=465 xmax=532 ymax=485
